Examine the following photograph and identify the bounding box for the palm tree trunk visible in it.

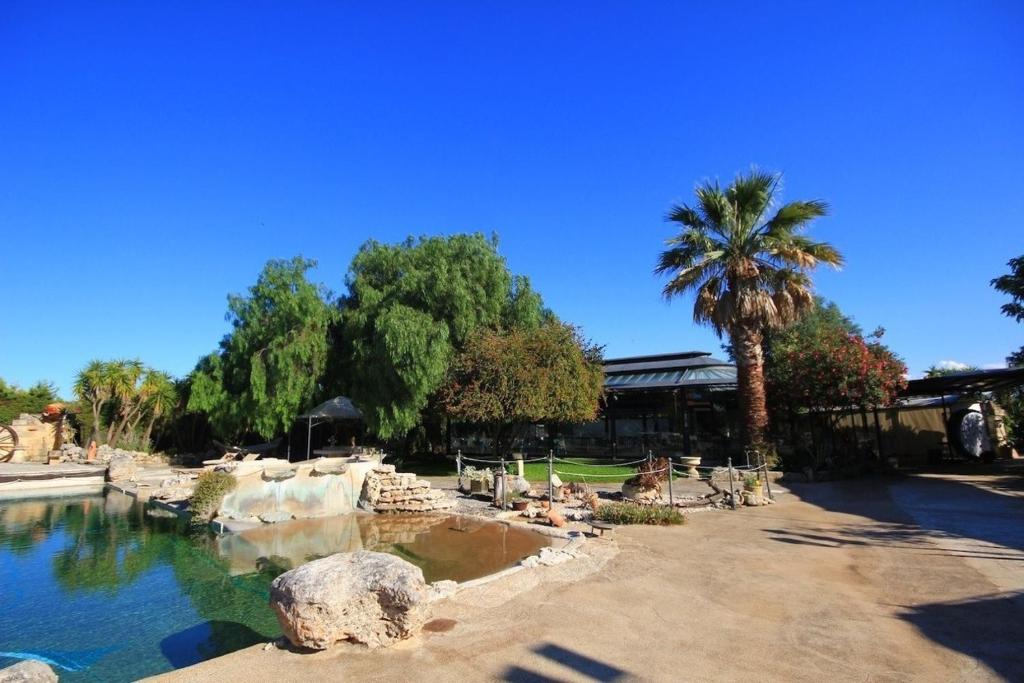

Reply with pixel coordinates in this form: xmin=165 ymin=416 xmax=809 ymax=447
xmin=142 ymin=413 xmax=157 ymax=452
xmin=90 ymin=400 xmax=104 ymax=446
xmin=732 ymin=324 xmax=769 ymax=448
xmin=105 ymin=411 xmax=117 ymax=444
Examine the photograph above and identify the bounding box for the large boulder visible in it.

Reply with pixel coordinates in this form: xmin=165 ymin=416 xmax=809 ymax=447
xmin=0 ymin=660 xmax=58 ymax=683
xmin=270 ymin=550 xmax=429 ymax=649
xmin=105 ymin=453 xmax=137 ymax=483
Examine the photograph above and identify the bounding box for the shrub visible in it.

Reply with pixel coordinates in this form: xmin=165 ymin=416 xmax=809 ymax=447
xmin=594 ymin=502 xmax=684 ymax=525
xmin=190 ymin=470 xmax=237 ymax=520
xmin=625 ymin=457 xmax=670 ymax=490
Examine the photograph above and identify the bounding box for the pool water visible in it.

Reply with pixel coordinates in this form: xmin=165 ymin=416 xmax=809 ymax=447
xmin=0 ymin=491 xmax=548 ymax=681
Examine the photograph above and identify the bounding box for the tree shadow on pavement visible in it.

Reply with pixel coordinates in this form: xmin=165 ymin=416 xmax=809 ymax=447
xmin=900 ymin=591 xmax=1024 ymax=681
xmin=501 ymin=643 xmax=629 ymax=682
xmin=784 ymin=475 xmax=1024 ymax=555
xmin=778 ymin=475 xmax=1024 ymax=676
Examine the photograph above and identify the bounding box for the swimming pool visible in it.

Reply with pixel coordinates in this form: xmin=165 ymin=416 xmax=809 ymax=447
xmin=0 ymin=491 xmax=547 ymax=681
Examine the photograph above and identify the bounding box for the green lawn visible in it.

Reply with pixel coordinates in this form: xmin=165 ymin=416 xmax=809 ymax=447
xmin=523 ymin=457 xmax=636 ymax=483
xmin=398 ymin=455 xmax=640 ymax=484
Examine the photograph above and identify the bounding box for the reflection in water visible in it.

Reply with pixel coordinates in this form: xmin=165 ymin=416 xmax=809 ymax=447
xmin=217 ymin=513 xmax=549 ymax=583
xmin=0 ymin=493 xmax=549 ymax=681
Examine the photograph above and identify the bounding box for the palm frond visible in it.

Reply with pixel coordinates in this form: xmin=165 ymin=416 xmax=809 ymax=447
xmin=726 ymin=169 xmax=778 ymax=232
xmin=694 ymin=183 xmax=731 ymax=234
xmin=665 ymin=204 xmax=707 ymax=231
xmin=662 ymin=255 xmax=725 ymax=298
xmin=763 ymin=200 xmax=829 ymax=237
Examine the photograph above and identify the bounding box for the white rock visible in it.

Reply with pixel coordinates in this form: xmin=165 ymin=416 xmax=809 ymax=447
xmin=270 ymin=550 xmax=429 ymax=649
xmin=105 ymin=453 xmax=137 ymax=482
xmin=0 ymin=660 xmax=58 ymax=683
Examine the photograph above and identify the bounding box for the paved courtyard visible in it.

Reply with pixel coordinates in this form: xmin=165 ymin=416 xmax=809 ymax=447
xmin=155 ymin=473 xmax=1024 ymax=682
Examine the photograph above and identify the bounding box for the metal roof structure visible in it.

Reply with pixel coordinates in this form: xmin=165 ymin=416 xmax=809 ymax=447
xmin=602 ymin=351 xmax=737 ymax=392
xmin=901 ymin=366 xmax=1024 ymax=398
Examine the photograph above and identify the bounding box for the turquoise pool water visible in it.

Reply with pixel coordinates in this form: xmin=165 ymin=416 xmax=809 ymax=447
xmin=0 ymin=491 xmax=547 ymax=681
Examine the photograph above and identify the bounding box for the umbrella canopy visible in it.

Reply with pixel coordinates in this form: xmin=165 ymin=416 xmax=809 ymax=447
xmin=298 ymin=396 xmax=363 ymax=421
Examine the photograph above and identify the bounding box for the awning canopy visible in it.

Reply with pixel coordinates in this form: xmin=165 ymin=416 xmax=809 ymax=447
xmin=297 ymin=396 xmax=363 ymax=421
xmin=901 ymin=367 xmax=1024 ymax=398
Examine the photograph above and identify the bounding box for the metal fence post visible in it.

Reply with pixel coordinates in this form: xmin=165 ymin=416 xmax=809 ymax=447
xmin=727 ymin=457 xmax=737 ymax=510
xmin=667 ymin=455 xmax=674 ymax=508
xmin=548 ymin=449 xmax=554 ymax=504
xmin=763 ymin=462 xmax=774 ymax=501
xmin=500 ymin=455 xmax=507 ymax=510
xmin=456 ymin=450 xmax=462 ymax=478
xmin=647 ymin=449 xmax=653 ymax=465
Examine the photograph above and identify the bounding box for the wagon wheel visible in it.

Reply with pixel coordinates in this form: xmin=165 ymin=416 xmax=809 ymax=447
xmin=0 ymin=425 xmax=18 ymax=462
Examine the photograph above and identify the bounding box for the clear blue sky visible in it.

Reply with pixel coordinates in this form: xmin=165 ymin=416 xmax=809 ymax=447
xmin=1 ymin=1 xmax=1022 ymax=397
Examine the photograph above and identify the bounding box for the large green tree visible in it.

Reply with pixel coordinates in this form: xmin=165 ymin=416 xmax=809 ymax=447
xmin=440 ymin=321 xmax=604 ymax=456
xmin=0 ymin=378 xmax=59 ymax=425
xmin=188 ymin=257 xmax=338 ymax=441
xmin=656 ymin=170 xmax=843 ymax=449
xmin=991 ymin=255 xmax=1024 ymax=449
xmin=992 ymin=255 xmax=1024 ymax=367
xmin=340 ymin=234 xmax=547 ymax=440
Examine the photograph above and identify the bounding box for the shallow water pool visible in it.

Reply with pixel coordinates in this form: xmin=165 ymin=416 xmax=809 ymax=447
xmin=0 ymin=491 xmax=548 ymax=681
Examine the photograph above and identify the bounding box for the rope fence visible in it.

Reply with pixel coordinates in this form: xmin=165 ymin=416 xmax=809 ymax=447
xmin=552 ymin=466 xmax=669 ymax=478
xmin=454 ymin=449 xmax=774 ymax=510
xmin=553 ymin=456 xmax=649 ymax=467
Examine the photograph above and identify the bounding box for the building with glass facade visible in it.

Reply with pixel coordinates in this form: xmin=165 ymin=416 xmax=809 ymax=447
xmin=449 ymin=350 xmax=740 ymax=461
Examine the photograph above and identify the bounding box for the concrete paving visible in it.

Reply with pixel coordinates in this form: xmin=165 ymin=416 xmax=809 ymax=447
xmin=152 ymin=473 xmax=1024 ymax=682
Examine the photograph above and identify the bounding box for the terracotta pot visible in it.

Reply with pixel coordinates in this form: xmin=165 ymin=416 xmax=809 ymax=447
xmin=539 ymin=500 xmax=550 ymax=509
xmin=512 ymin=500 xmax=529 ymax=511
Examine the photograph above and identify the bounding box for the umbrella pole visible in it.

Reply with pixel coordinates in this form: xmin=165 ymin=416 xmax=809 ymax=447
xmin=307 ymin=416 xmax=312 ymax=460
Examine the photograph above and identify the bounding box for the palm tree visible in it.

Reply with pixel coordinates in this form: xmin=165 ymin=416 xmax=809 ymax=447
xmin=74 ymin=360 xmax=113 ymax=446
xmin=656 ymin=169 xmax=843 ymax=449
xmin=139 ymin=371 xmax=178 ymax=449
xmin=105 ymin=359 xmax=145 ymax=447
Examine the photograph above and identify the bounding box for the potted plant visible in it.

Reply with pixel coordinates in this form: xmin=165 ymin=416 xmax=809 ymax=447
xmin=506 ymin=489 xmax=529 ymax=511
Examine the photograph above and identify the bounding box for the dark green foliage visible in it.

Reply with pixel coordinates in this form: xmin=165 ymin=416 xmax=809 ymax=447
xmin=341 ymin=234 xmax=548 ymax=439
xmin=594 ymin=502 xmax=684 ymax=525
xmin=188 ymin=257 xmax=338 ymax=441
xmin=991 ymin=255 xmax=1024 ymax=446
xmin=992 ymin=255 xmax=1024 ymax=323
xmin=0 ymin=378 xmax=59 ymax=424
xmin=190 ymin=471 xmax=238 ymax=520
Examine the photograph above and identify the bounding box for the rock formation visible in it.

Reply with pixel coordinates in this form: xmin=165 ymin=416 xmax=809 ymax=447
xmin=0 ymin=660 xmax=58 ymax=683
xmin=360 ymin=465 xmax=454 ymax=513
xmin=105 ymin=453 xmax=138 ymax=483
xmin=269 ymin=550 xmax=429 ymax=649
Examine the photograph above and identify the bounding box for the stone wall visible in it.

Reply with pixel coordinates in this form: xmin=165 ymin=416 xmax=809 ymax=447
xmin=8 ymin=414 xmax=60 ymax=461
xmin=360 ymin=465 xmax=454 ymax=513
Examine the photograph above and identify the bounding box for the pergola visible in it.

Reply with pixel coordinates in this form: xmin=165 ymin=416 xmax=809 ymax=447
xmin=295 ymin=396 xmax=363 ymax=460
xmin=900 ymin=366 xmax=1024 ymax=398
